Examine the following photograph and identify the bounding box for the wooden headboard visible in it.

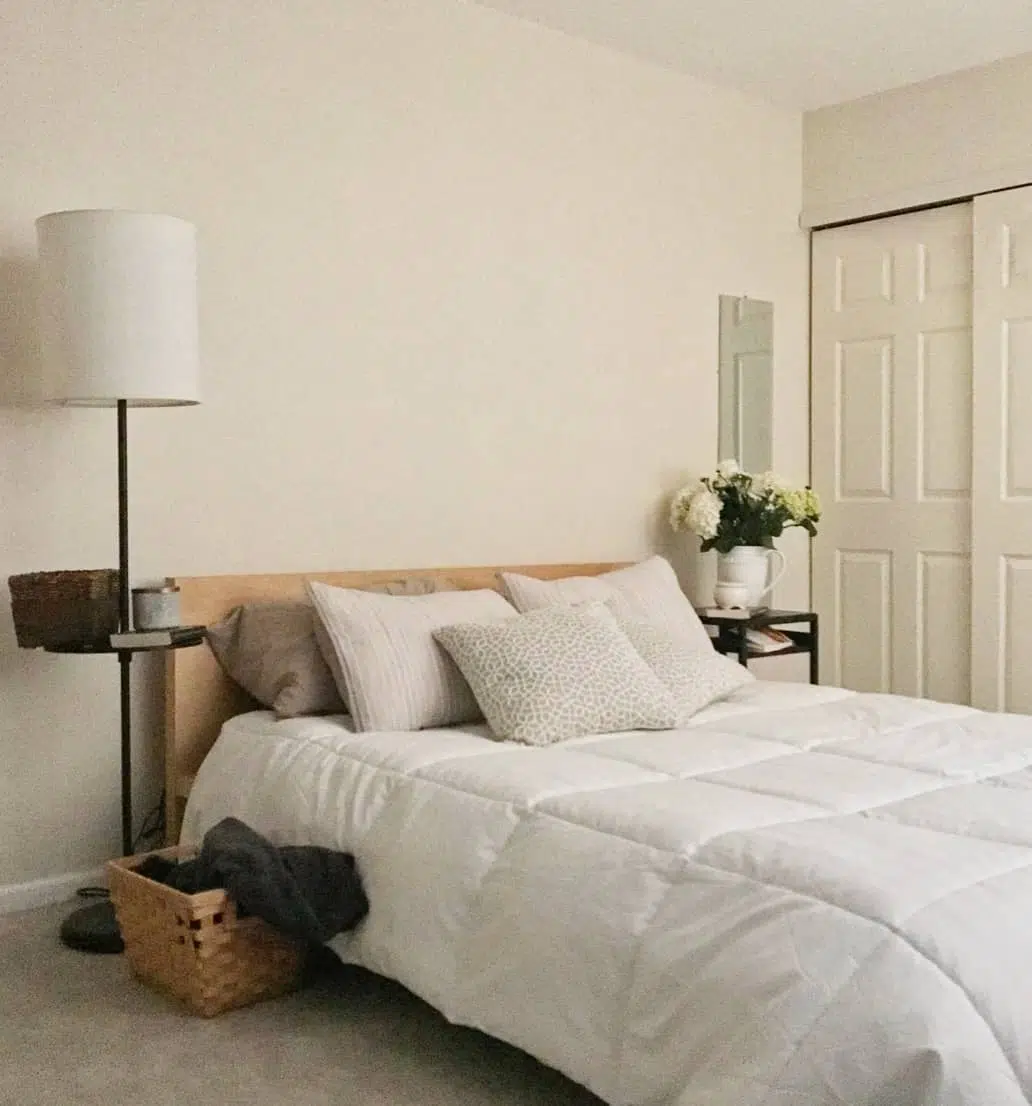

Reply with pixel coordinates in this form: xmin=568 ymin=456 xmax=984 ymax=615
xmin=164 ymin=561 xmax=625 ymax=841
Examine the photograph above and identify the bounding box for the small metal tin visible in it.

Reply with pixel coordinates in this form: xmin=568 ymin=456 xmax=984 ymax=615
xmin=132 ymin=585 xmax=181 ymax=630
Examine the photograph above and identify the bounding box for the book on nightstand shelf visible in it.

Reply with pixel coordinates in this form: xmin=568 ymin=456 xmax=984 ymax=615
xmin=744 ymin=627 xmax=794 ymax=653
xmin=700 ymin=606 xmax=769 ymax=619
xmin=110 ymin=624 xmax=205 ymax=649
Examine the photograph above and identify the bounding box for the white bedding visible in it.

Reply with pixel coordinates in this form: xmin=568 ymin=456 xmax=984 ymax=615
xmin=182 ymin=681 xmax=1032 ymax=1106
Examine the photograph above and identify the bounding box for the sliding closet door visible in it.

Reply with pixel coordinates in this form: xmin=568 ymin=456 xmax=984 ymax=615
xmin=971 ymin=186 xmax=1032 ymax=712
xmin=811 ymin=205 xmax=974 ymax=700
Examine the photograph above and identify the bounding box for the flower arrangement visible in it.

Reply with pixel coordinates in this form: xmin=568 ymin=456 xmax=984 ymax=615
xmin=669 ymin=460 xmax=821 ymax=554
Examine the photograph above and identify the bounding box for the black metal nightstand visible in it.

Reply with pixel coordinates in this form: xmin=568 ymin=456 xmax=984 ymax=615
xmin=698 ymin=609 xmax=819 ymax=684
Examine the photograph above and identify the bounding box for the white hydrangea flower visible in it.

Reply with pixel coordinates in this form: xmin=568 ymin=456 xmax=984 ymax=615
xmin=715 ymin=458 xmax=741 ymax=479
xmin=668 ymin=483 xmax=700 ymax=532
xmin=753 ymin=471 xmax=787 ymax=494
xmin=685 ymin=487 xmax=722 ymax=539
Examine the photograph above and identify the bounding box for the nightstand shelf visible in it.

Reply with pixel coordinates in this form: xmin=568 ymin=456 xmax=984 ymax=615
xmin=697 ymin=608 xmax=819 ymax=683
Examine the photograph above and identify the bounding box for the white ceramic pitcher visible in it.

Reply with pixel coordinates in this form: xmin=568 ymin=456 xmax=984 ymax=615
xmin=716 ymin=545 xmax=786 ymax=608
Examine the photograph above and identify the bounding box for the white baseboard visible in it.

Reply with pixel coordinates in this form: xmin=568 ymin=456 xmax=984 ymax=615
xmin=0 ymin=867 xmax=107 ymax=916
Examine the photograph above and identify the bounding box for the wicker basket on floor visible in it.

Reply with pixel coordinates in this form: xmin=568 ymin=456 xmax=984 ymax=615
xmin=107 ymin=845 xmax=305 ymax=1018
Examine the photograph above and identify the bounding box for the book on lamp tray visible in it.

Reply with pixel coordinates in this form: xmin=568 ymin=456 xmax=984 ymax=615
xmin=109 ymin=624 xmax=205 ymax=649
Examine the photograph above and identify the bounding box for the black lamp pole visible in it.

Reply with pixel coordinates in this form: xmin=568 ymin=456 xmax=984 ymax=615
xmin=117 ymin=398 xmax=133 ymax=857
xmin=58 ymin=400 xmax=136 ymax=952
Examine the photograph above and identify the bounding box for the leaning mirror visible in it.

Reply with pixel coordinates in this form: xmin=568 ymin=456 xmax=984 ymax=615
xmin=718 ymin=295 xmax=773 ymax=473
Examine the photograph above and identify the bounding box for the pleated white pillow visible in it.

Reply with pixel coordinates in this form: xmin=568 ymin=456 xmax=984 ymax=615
xmin=307 ymin=581 xmax=516 ymax=732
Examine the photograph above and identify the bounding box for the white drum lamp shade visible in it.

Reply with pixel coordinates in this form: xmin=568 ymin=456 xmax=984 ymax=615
xmin=36 ymin=209 xmax=200 ymax=406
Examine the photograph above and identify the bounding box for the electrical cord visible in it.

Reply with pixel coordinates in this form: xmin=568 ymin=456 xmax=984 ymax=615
xmin=74 ymin=791 xmax=167 ymax=900
xmin=133 ymin=789 xmax=166 ymax=854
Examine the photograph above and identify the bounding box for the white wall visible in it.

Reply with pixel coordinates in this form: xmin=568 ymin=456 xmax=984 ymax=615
xmin=803 ymin=51 xmax=1032 ymax=227
xmin=0 ymin=0 xmax=807 ymax=893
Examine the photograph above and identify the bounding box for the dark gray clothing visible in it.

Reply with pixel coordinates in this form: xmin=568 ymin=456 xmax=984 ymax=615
xmin=136 ymin=817 xmax=368 ymax=943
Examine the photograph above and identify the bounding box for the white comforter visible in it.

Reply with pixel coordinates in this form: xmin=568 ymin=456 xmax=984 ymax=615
xmin=182 ymin=682 xmax=1032 ymax=1106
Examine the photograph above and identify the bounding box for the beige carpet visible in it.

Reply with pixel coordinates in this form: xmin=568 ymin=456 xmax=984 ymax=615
xmin=0 ymin=902 xmax=602 ymax=1106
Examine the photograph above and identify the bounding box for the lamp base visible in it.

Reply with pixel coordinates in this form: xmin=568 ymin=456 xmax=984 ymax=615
xmin=59 ymin=899 xmax=124 ymax=954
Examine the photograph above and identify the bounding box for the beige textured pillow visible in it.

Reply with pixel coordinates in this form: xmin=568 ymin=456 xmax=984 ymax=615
xmin=499 ymin=556 xmax=711 ymax=650
xmin=434 ymin=605 xmax=678 ymax=746
xmin=611 ymin=612 xmax=754 ymax=723
xmin=206 ymin=602 xmax=346 ymax=718
xmin=307 ymin=582 xmax=517 ymax=732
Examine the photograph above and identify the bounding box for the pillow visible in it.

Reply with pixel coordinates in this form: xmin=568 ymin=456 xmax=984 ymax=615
xmin=312 ymin=576 xmax=457 ymax=713
xmin=207 ymin=577 xmax=458 ymax=719
xmin=499 ymin=556 xmax=711 ymax=650
xmin=206 ymin=601 xmax=345 ymax=718
xmin=307 ymin=582 xmax=517 ymax=732
xmin=610 ymin=612 xmax=754 ymax=723
xmin=433 ymin=605 xmax=678 ymax=746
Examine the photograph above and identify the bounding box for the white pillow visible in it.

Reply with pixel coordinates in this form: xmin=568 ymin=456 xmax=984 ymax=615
xmin=611 ymin=612 xmax=754 ymax=723
xmin=499 ymin=556 xmax=711 ymax=650
xmin=307 ymin=581 xmax=516 ymax=732
xmin=433 ymin=605 xmax=678 ymax=746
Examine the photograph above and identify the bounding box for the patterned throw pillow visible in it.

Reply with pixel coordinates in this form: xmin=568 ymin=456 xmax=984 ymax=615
xmin=433 ymin=605 xmax=678 ymax=746
xmin=498 ymin=555 xmax=712 ymax=651
xmin=611 ymin=613 xmax=754 ymax=723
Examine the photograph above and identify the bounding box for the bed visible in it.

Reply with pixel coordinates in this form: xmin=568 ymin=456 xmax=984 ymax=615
xmin=168 ymin=564 xmax=1032 ymax=1106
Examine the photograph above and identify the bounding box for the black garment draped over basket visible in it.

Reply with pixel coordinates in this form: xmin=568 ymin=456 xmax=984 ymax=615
xmin=135 ymin=818 xmax=369 ymax=944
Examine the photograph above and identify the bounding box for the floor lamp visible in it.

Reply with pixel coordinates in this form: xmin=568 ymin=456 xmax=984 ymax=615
xmin=36 ymin=209 xmax=200 ymax=951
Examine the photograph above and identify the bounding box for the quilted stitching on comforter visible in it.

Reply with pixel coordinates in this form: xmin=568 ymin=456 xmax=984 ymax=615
xmin=182 ymin=682 xmax=1032 ymax=1106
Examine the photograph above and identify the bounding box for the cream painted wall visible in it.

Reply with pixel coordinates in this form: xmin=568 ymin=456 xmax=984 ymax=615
xmin=803 ymin=51 xmax=1032 ymax=227
xmin=0 ymin=0 xmax=807 ymax=891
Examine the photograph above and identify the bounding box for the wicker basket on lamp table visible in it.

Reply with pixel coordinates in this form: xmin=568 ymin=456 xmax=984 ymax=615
xmin=8 ymin=569 xmax=121 ymax=648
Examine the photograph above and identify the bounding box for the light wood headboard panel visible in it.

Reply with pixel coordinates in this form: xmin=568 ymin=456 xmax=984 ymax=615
xmin=164 ymin=562 xmax=624 ymax=841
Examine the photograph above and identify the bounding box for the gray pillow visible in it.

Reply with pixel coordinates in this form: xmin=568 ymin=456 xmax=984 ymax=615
xmin=206 ymin=601 xmax=345 ymax=718
xmin=434 ymin=605 xmax=678 ymax=746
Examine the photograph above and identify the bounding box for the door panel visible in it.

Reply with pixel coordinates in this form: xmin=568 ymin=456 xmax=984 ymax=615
xmin=836 ymin=550 xmax=893 ymax=693
xmin=919 ymin=552 xmax=971 ymax=705
xmin=1003 ymin=558 xmax=1032 ymax=714
xmin=920 ymin=328 xmax=971 ymax=498
xmin=812 ymin=204 xmax=973 ymax=701
xmin=971 ymin=186 xmax=1032 ymax=711
xmin=837 ymin=336 xmax=894 ymax=499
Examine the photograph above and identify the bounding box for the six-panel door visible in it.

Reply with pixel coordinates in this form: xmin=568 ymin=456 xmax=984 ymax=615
xmin=811 ymin=204 xmax=974 ymax=702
